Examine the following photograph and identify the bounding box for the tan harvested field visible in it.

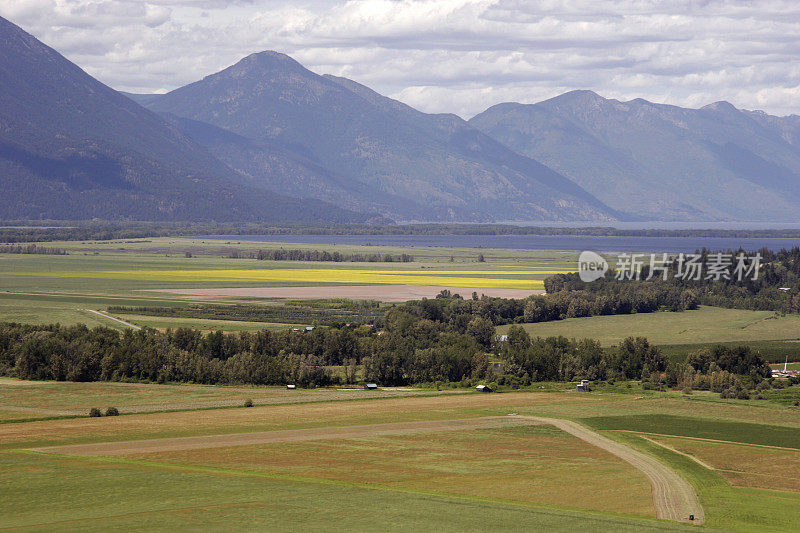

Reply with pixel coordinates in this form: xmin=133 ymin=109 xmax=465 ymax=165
xmin=652 ymin=435 xmax=800 ymax=493
xmin=153 ymin=284 xmax=546 ymax=302
xmin=0 ymin=408 xmax=57 ymax=421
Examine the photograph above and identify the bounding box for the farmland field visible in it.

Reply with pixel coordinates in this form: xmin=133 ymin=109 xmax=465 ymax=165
xmin=115 ymin=424 xmax=655 ymax=516
xmin=10 ymin=267 xmax=562 ymax=289
xmin=5 ymin=386 xmax=800 ymax=530
xmin=0 ymin=378 xmax=463 ymax=421
xmin=0 ymin=239 xmax=576 ymax=330
xmin=583 ymin=414 xmax=800 ymax=449
xmin=498 ymin=306 xmax=800 ymax=346
xmin=0 ymin=451 xmax=686 ymax=532
xmin=649 ymin=435 xmax=800 ymax=493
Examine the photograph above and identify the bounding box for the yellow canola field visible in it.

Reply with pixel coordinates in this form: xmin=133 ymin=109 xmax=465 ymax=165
xmin=11 ymin=268 xmax=571 ymax=289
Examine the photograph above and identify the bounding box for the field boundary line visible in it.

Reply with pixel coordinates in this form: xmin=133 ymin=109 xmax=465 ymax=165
xmin=83 ymin=309 xmax=141 ymax=330
xmin=612 ymin=429 xmax=800 ymax=452
xmin=639 ymin=436 xmax=715 ymax=470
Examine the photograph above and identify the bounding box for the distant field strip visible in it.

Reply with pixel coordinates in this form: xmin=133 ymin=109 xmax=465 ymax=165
xmin=8 ymin=268 xmax=570 ymax=289
xmin=156 ymin=285 xmax=545 ymax=301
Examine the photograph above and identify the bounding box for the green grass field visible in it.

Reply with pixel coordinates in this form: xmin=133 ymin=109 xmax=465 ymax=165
xmin=113 ymin=313 xmax=298 ymax=332
xmin=584 ymin=414 xmax=800 ymax=449
xmin=611 ymin=432 xmax=800 ymax=532
xmin=0 ymin=450 xmax=687 ymax=532
xmin=498 ymin=306 xmax=800 ymax=346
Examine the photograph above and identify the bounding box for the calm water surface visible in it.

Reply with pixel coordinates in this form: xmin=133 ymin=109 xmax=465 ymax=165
xmin=197 ymin=234 xmax=800 ymax=253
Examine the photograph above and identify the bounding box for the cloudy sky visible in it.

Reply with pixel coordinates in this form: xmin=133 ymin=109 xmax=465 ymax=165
xmin=2 ymin=0 xmax=800 ymax=118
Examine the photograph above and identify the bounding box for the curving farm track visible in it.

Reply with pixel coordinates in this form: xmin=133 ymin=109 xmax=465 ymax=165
xmin=519 ymin=416 xmax=704 ymax=524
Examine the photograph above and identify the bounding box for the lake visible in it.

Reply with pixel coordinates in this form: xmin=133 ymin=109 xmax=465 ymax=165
xmin=197 ymin=234 xmax=800 ymax=253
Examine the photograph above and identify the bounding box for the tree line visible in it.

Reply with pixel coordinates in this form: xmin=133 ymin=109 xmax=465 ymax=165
xmin=0 ymin=244 xmax=67 ymax=255
xmin=0 ymin=300 xmax=773 ymax=392
xmin=546 ymin=247 xmax=800 ymax=314
xmin=226 ymin=248 xmax=413 ymax=262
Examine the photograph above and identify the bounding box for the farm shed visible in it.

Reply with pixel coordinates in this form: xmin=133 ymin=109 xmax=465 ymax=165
xmin=364 ymin=383 xmax=378 ymax=390
xmin=476 ymin=384 xmax=493 ymax=393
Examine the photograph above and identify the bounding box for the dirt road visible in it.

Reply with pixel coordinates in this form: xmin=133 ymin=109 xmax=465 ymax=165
xmin=519 ymin=416 xmax=704 ymax=524
xmin=30 ymin=415 xmax=703 ymax=524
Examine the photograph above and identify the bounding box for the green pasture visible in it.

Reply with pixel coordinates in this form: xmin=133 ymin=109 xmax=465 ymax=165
xmin=0 ymin=451 xmax=688 ymax=532
xmin=585 ymin=414 xmax=800 ymax=449
xmin=499 ymin=306 xmax=800 ymax=352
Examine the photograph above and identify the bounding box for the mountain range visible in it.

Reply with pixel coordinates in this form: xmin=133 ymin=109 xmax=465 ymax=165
xmin=0 ymin=16 xmax=368 ymax=223
xmin=2 ymin=13 xmax=800 ymax=223
xmin=470 ymin=91 xmax=800 ymax=221
xmin=137 ymin=52 xmax=619 ymax=222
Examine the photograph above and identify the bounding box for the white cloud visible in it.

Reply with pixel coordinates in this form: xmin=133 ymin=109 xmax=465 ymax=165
xmin=2 ymin=0 xmax=800 ymax=117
